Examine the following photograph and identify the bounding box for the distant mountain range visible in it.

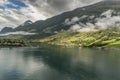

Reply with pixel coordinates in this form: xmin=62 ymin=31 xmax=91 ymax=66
xmin=1 ymin=0 xmax=120 ymax=34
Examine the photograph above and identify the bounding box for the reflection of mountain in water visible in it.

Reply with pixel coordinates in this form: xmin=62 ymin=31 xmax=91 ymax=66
xmin=22 ymin=46 xmax=120 ymax=80
xmin=22 ymin=45 xmax=100 ymax=80
xmin=0 ymin=46 xmax=120 ymax=80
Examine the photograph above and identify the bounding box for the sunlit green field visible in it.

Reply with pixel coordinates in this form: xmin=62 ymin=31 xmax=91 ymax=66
xmin=35 ymin=28 xmax=120 ymax=48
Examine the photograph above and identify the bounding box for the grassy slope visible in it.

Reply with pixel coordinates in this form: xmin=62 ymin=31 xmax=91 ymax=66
xmin=34 ymin=28 xmax=120 ymax=48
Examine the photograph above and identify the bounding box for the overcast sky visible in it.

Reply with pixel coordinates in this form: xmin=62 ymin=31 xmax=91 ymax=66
xmin=0 ymin=0 xmax=103 ymax=29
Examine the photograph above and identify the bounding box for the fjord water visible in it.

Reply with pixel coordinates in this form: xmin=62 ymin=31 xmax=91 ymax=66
xmin=0 ymin=46 xmax=120 ymax=80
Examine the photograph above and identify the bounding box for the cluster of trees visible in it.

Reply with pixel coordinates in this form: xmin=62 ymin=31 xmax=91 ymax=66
xmin=0 ymin=39 xmax=27 ymax=47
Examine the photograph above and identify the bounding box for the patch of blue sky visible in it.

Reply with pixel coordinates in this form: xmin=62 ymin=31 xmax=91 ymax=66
xmin=8 ymin=0 xmax=27 ymax=8
xmin=5 ymin=3 xmax=20 ymax=9
xmin=0 ymin=6 xmax=4 ymax=10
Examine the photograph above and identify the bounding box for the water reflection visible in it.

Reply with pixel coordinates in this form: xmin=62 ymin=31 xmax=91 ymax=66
xmin=0 ymin=46 xmax=120 ymax=80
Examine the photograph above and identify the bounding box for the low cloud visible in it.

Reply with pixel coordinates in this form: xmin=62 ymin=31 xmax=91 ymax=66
xmin=68 ymin=10 xmax=120 ymax=32
xmin=0 ymin=31 xmax=36 ymax=36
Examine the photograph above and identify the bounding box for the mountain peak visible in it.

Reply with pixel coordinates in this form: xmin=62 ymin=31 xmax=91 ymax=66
xmin=23 ymin=20 xmax=33 ymax=26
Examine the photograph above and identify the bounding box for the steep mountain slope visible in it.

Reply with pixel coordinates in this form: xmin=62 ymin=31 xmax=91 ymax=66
xmin=1 ymin=0 xmax=120 ymax=34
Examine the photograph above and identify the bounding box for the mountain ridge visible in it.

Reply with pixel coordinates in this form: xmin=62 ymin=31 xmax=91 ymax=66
xmin=1 ymin=0 xmax=120 ymax=34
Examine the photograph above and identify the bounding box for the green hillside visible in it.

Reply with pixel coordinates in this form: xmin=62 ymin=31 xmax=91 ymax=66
xmin=34 ymin=28 xmax=120 ymax=48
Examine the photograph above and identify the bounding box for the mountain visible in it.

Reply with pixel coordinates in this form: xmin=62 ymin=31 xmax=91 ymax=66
xmin=1 ymin=0 xmax=120 ymax=34
xmin=0 ymin=20 xmax=33 ymax=34
xmin=22 ymin=20 xmax=33 ymax=26
xmin=13 ymin=20 xmax=33 ymax=31
xmin=15 ymin=0 xmax=120 ymax=32
xmin=0 ymin=27 xmax=13 ymax=34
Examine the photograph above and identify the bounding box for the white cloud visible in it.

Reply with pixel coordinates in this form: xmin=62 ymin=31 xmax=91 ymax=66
xmin=69 ymin=10 xmax=120 ymax=32
xmin=19 ymin=5 xmax=46 ymax=21
xmin=0 ymin=31 xmax=36 ymax=36
xmin=0 ymin=0 xmax=7 ymax=6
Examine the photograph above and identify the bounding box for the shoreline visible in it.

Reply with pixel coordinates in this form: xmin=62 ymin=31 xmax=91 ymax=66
xmin=32 ymin=42 xmax=120 ymax=50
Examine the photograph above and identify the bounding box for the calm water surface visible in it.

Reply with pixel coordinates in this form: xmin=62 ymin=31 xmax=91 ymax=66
xmin=0 ymin=45 xmax=120 ymax=80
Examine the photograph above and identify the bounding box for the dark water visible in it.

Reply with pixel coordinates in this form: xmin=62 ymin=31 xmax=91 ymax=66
xmin=0 ymin=45 xmax=120 ymax=80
